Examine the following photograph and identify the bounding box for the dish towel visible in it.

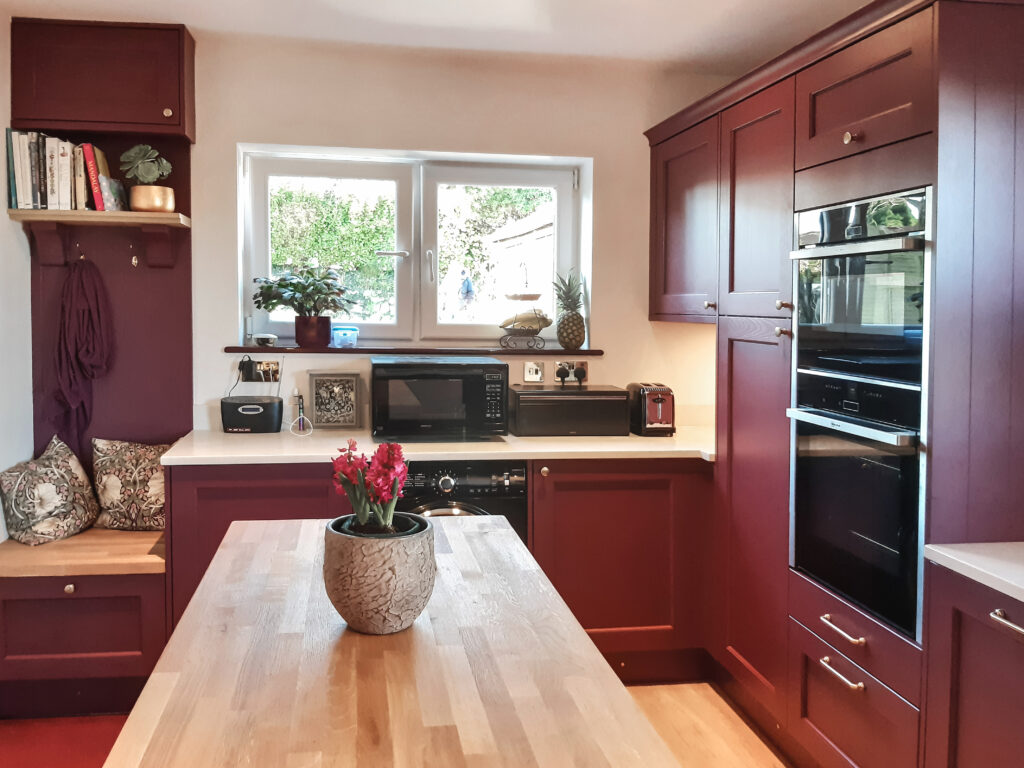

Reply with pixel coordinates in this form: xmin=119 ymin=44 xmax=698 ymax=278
xmin=53 ymin=259 xmax=115 ymax=458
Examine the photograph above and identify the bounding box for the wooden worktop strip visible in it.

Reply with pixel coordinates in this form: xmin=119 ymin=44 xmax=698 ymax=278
xmin=107 ymin=517 xmax=677 ymax=767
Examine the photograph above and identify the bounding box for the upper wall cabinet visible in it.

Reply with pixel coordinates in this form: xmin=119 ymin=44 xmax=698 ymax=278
xmin=794 ymin=7 xmax=934 ymax=170
xmin=718 ymin=78 xmax=795 ymax=318
xmin=11 ymin=19 xmax=196 ymax=142
xmin=649 ymin=116 xmax=719 ymax=321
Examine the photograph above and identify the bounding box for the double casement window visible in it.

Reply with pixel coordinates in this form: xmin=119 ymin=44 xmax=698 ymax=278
xmin=242 ymin=149 xmax=582 ymax=343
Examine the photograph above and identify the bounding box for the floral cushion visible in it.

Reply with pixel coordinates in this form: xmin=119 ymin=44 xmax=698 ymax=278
xmin=0 ymin=435 xmax=99 ymax=546
xmin=92 ymin=439 xmax=170 ymax=531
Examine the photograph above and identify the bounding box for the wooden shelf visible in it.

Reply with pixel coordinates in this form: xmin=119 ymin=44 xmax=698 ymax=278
xmin=224 ymin=345 xmax=604 ymax=356
xmin=8 ymin=209 xmax=191 ymax=228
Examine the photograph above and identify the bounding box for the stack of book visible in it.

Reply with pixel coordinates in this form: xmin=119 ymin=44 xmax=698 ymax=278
xmin=6 ymin=129 xmax=127 ymax=212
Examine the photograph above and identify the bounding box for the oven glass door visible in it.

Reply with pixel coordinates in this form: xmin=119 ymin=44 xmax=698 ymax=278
xmin=793 ymin=420 xmax=920 ymax=636
xmin=797 ymin=247 xmax=925 ymax=385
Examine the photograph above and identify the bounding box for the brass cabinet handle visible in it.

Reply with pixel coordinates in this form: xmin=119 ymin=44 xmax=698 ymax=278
xmin=842 ymin=130 xmax=862 ymax=145
xmin=64 ymin=584 xmax=75 ymax=595
xmin=703 ymin=301 xmax=716 ymax=310
xmin=820 ymin=613 xmax=866 ymax=646
xmin=775 ymin=300 xmax=794 ymax=310
xmin=163 ymin=107 xmax=174 ymax=118
xmin=819 ymin=656 xmax=865 ymax=691
xmin=774 ymin=327 xmax=793 ymax=338
xmin=540 ymin=467 xmax=550 ymax=477
xmin=990 ymin=609 xmax=1024 ymax=637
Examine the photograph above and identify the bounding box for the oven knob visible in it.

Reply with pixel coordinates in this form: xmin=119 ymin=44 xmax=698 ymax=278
xmin=438 ymin=475 xmax=456 ymax=494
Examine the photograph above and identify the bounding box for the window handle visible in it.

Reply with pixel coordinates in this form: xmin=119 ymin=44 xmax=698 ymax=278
xmin=426 ymin=249 xmax=435 ymax=282
xmin=375 ymin=250 xmax=408 ymax=261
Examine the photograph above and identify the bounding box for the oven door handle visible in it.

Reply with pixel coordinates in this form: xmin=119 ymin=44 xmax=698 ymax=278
xmin=786 ymin=407 xmax=919 ymax=447
xmin=790 ymin=236 xmax=925 ymax=260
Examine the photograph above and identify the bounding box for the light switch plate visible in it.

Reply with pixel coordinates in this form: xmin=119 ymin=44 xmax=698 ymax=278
xmin=524 ymin=361 xmax=544 ymax=382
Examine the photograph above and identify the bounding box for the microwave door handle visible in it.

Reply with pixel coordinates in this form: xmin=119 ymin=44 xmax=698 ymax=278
xmin=790 ymin=236 xmax=925 ymax=260
xmin=786 ymin=407 xmax=919 ymax=447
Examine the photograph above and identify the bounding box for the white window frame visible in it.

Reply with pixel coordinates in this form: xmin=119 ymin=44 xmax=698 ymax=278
xmin=244 ymin=155 xmax=416 ymax=340
xmin=420 ymin=163 xmax=577 ymax=341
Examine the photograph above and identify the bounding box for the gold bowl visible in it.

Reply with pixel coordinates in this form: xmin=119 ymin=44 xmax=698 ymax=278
xmin=130 ymin=185 xmax=176 ymax=213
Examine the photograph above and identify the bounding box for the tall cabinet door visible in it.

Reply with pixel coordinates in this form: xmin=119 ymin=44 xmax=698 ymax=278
xmin=714 ymin=316 xmax=793 ymax=724
xmin=649 ymin=116 xmax=719 ymax=320
xmin=718 ymin=79 xmax=795 ymax=318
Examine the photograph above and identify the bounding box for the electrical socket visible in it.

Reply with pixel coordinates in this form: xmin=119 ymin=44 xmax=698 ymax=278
xmin=523 ymin=361 xmax=544 ymax=382
xmin=555 ymin=360 xmax=589 ymax=377
xmin=239 ymin=359 xmax=280 ymax=382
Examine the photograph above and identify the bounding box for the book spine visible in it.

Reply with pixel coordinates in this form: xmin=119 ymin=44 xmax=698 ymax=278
xmin=6 ymin=129 xmax=16 ymax=209
xmin=57 ymin=141 xmax=72 ymax=210
xmin=45 ymin=137 xmax=59 ymax=209
xmin=73 ymin=145 xmax=89 ymax=210
xmin=15 ymin=132 xmax=30 ymax=209
xmin=27 ymin=132 xmax=39 ymax=208
xmin=81 ymin=143 xmax=105 ymax=211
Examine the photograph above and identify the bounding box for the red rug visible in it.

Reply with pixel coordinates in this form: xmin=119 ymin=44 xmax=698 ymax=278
xmin=0 ymin=715 xmax=126 ymax=768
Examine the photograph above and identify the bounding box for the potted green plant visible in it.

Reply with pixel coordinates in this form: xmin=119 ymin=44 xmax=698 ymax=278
xmin=252 ymin=265 xmax=354 ymax=348
xmin=120 ymin=144 xmax=174 ymax=213
xmin=324 ymin=440 xmax=436 ymax=634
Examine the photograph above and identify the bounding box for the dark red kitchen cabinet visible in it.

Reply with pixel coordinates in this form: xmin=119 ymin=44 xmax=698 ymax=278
xmin=718 ymin=78 xmax=795 ymax=318
xmin=649 ymin=117 xmax=719 ymax=320
xmin=0 ymin=574 xmax=165 ymax=681
xmin=924 ymin=563 xmax=1024 ymax=767
xmin=531 ymin=459 xmax=713 ymax=657
xmin=713 ymin=316 xmax=792 ymax=724
xmin=794 ymin=6 xmax=935 ymax=170
xmin=788 ymin=618 xmax=920 ymax=768
xmin=167 ymin=464 xmax=351 ymax=624
xmin=11 ymin=18 xmax=196 ymax=141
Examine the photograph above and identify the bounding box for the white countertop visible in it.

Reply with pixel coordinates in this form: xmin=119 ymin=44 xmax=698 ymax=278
xmin=925 ymin=542 xmax=1024 ymax=603
xmin=161 ymin=426 xmax=716 ymax=466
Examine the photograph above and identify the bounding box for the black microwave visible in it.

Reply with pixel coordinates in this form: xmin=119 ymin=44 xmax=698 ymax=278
xmin=371 ymin=356 xmax=508 ymax=441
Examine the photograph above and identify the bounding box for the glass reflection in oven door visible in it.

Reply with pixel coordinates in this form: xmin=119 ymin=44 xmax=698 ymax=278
xmin=793 ymin=422 xmax=920 ymax=636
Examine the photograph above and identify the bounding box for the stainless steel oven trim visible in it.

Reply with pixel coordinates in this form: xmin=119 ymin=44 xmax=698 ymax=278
xmin=790 ymin=236 xmax=925 ymax=260
xmin=786 ymin=407 xmax=919 ymax=447
xmin=796 ymin=367 xmax=922 ymax=392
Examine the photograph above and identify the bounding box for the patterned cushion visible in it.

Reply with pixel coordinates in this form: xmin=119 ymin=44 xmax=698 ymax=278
xmin=92 ymin=439 xmax=170 ymax=531
xmin=0 ymin=435 xmax=99 ymax=546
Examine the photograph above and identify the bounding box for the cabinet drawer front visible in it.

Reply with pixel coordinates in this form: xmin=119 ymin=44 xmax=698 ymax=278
xmin=0 ymin=575 xmax=165 ymax=681
xmin=795 ymin=7 xmax=935 ymax=170
xmin=789 ymin=618 xmax=919 ymax=768
xmin=789 ymin=569 xmax=922 ymax=705
xmin=12 ymin=21 xmax=183 ymax=130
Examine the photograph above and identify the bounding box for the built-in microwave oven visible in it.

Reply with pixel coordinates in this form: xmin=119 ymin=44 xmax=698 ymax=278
xmin=371 ymin=357 xmax=508 ymax=441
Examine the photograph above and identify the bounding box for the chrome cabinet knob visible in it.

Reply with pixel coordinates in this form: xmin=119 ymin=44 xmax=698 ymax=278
xmin=540 ymin=466 xmax=550 ymax=477
xmin=163 ymin=107 xmax=174 ymax=118
xmin=774 ymin=327 xmax=793 ymax=338
xmin=703 ymin=301 xmax=716 ymax=310
xmin=64 ymin=584 xmax=75 ymax=595
xmin=775 ymin=300 xmax=794 ymax=310
xmin=842 ymin=130 xmax=862 ymax=145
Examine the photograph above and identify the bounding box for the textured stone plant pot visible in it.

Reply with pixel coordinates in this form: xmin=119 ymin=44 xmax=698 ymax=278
xmin=294 ymin=316 xmax=331 ymax=348
xmin=323 ymin=512 xmax=436 ymax=634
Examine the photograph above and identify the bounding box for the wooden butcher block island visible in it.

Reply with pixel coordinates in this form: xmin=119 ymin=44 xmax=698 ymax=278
xmin=105 ymin=516 xmax=677 ymax=767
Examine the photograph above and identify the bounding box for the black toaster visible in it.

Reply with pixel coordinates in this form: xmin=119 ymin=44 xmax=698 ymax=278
xmin=220 ymin=396 xmax=283 ymax=433
xmin=626 ymin=383 xmax=675 ymax=436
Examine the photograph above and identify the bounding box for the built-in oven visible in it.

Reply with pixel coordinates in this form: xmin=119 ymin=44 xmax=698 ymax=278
xmin=371 ymin=356 xmax=508 ymax=441
xmin=789 ymin=187 xmax=931 ymax=640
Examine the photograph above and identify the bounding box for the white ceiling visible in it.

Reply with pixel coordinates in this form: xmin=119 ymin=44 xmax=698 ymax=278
xmin=13 ymin=0 xmax=872 ymax=71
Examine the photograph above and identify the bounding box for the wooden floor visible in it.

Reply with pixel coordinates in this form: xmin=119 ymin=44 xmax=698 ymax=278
xmin=630 ymin=683 xmax=790 ymax=768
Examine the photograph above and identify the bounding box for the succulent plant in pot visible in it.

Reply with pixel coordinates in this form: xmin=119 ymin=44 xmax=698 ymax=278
xmin=120 ymin=144 xmax=175 ymax=213
xmin=324 ymin=440 xmax=436 ymax=635
xmin=252 ymin=265 xmax=355 ymax=348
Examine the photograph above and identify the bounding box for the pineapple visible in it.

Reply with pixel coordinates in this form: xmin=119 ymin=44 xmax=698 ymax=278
xmin=553 ymin=272 xmax=586 ymax=351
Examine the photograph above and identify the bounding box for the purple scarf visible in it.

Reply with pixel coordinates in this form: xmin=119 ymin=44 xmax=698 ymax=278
xmin=54 ymin=259 xmax=115 ymax=457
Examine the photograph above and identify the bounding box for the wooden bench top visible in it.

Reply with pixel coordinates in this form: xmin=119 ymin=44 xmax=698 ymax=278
xmin=0 ymin=528 xmax=166 ymax=577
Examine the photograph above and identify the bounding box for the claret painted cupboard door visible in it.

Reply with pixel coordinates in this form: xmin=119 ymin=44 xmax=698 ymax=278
xmin=649 ymin=117 xmax=720 ymax=321
xmin=718 ymin=78 xmax=795 ymax=318
xmin=713 ymin=316 xmax=793 ymax=724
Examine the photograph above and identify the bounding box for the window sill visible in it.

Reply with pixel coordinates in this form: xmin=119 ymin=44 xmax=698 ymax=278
xmin=223 ymin=345 xmax=603 ymax=357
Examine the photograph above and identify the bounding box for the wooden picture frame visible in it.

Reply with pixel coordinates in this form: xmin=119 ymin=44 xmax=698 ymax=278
xmin=308 ymin=371 xmax=360 ymax=429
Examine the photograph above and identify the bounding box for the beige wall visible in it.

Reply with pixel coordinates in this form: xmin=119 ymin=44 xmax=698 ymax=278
xmin=0 ymin=17 xmax=36 ymax=541
xmin=192 ymin=33 xmax=729 ymax=428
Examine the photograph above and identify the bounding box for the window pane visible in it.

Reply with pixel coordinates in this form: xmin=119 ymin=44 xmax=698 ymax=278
xmin=268 ymin=176 xmax=398 ymax=324
xmin=436 ymin=184 xmax=556 ymax=326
